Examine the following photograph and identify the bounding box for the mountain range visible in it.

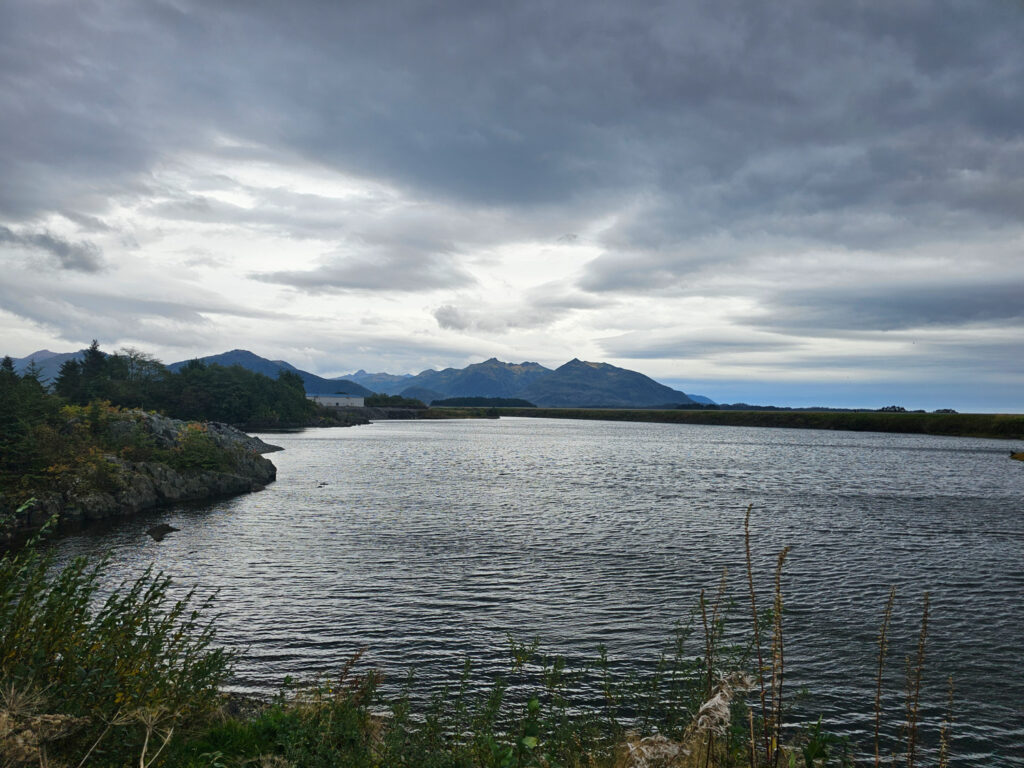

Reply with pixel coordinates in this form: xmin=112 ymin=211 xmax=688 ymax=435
xmin=10 ymin=348 xmax=714 ymax=408
xmin=341 ymin=357 xmax=715 ymax=407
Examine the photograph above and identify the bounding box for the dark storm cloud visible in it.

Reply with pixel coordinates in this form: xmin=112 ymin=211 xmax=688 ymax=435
xmin=0 ymin=226 xmax=105 ymax=272
xmin=4 ymin=0 xmax=1022 ymax=230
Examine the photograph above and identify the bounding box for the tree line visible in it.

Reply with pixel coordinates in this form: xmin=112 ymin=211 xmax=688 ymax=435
xmin=2 ymin=341 xmax=323 ymax=470
xmin=44 ymin=341 xmax=315 ymax=425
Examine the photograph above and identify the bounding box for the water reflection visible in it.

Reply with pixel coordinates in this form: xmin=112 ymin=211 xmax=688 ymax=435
xmin=47 ymin=418 xmax=1024 ymax=765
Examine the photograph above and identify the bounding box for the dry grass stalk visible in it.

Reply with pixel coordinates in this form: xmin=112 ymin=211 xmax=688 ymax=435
xmin=615 ymin=675 xmax=749 ymax=768
xmin=747 ymin=710 xmax=756 ymax=768
xmin=768 ymin=546 xmax=790 ymax=768
xmin=903 ymin=592 xmax=930 ymax=768
xmin=710 ymin=568 xmax=728 ymax=644
xmin=698 ymin=590 xmax=715 ymax=768
xmin=0 ymin=710 xmax=88 ymax=766
xmin=107 ymin=706 xmax=177 ymax=768
xmin=938 ymin=674 xmax=954 ymax=768
xmin=694 ymin=678 xmax=739 ymax=738
xmin=702 ymin=569 xmax=729 ymax=768
xmin=875 ymin=585 xmax=897 ymax=768
xmin=615 ymin=731 xmax=689 ymax=768
xmin=0 ymin=682 xmax=87 ymax=767
xmin=743 ymin=505 xmax=769 ymax=766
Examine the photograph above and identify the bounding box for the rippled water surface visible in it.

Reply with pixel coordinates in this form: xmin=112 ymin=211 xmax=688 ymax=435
xmin=49 ymin=418 xmax=1024 ymax=764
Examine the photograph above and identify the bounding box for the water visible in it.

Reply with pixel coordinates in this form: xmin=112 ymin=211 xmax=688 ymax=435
xmin=48 ymin=418 xmax=1024 ymax=764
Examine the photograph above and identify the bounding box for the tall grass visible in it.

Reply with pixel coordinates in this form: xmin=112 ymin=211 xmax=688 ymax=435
xmin=0 ymin=509 xmax=231 ymax=767
xmin=1 ymin=507 xmax=956 ymax=767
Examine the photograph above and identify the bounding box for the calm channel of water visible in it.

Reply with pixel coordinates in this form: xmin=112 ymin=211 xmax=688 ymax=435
xmin=48 ymin=418 xmax=1024 ymax=764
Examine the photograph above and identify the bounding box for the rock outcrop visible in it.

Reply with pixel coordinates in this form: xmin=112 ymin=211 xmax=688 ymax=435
xmin=1 ymin=412 xmax=280 ymax=544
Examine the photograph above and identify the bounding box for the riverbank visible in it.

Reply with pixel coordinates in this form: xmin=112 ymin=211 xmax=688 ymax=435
xmin=0 ymin=409 xmax=279 ymax=546
xmin=492 ymin=407 xmax=1024 ymax=440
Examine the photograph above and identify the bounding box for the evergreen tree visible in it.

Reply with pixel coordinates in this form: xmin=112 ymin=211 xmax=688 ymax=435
xmin=81 ymin=339 xmax=106 ymax=379
xmin=0 ymin=363 xmax=61 ymax=480
xmin=78 ymin=340 xmax=109 ymax=403
xmin=55 ymin=359 xmax=83 ymax=402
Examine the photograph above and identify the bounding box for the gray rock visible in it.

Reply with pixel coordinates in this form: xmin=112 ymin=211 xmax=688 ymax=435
xmin=3 ymin=411 xmax=278 ymax=543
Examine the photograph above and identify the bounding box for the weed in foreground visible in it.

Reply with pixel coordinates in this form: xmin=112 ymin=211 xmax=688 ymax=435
xmin=0 ymin=506 xmax=231 ymax=767
xmin=1 ymin=506 xmax=957 ymax=767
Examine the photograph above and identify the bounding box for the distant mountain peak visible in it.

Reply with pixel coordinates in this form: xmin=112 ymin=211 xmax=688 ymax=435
xmin=23 ymin=349 xmax=60 ymax=361
xmin=522 ymin=358 xmax=694 ymax=407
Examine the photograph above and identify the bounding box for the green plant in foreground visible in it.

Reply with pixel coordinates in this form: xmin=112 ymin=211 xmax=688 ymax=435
xmin=1 ymin=506 xmax=954 ymax=767
xmin=0 ymin=508 xmax=231 ymax=766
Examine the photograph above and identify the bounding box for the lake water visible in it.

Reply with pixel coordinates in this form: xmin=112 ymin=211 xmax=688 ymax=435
xmin=48 ymin=418 xmax=1024 ymax=764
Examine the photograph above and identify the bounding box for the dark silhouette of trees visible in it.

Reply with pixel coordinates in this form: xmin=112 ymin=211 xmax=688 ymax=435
xmin=51 ymin=342 xmax=318 ymax=427
xmin=0 ymin=360 xmax=62 ymax=481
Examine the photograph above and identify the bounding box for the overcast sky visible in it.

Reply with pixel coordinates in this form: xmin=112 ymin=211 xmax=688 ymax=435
xmin=2 ymin=0 xmax=1022 ymax=410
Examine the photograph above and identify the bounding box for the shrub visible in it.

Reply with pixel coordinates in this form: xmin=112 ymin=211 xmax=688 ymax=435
xmin=0 ymin=515 xmax=232 ymax=766
xmin=166 ymin=424 xmax=234 ymax=472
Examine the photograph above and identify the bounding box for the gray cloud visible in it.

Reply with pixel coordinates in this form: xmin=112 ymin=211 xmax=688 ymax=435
xmin=254 ymin=252 xmax=474 ymax=293
xmin=599 ymin=331 xmax=798 ymax=360
xmin=433 ymin=285 xmax=604 ymax=333
xmin=751 ymin=280 xmax=1024 ymax=333
xmin=0 ymin=270 xmax=280 ymax=347
xmin=0 ymin=226 xmax=105 ymax=272
xmin=3 ymin=0 xmax=1021 ymax=233
xmin=432 ymin=305 xmax=472 ymax=331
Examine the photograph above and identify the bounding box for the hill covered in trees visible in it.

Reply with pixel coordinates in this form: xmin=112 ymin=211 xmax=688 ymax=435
xmin=166 ymin=349 xmax=373 ymax=397
xmin=0 ymin=352 xmax=295 ymax=539
xmin=7 ymin=342 xmax=359 ymax=430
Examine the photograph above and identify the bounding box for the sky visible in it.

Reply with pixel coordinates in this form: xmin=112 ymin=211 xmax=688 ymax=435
xmin=1 ymin=0 xmax=1022 ymax=411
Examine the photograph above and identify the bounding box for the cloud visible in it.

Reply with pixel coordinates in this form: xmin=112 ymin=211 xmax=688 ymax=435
xmin=751 ymin=280 xmax=1024 ymax=333
xmin=1 ymin=0 xmax=1022 ymax=407
xmin=599 ymin=330 xmax=798 ymax=360
xmin=0 ymin=269 xmax=280 ymax=348
xmin=4 ymin=0 xmax=1021 ymax=231
xmin=0 ymin=226 xmax=105 ymax=272
xmin=254 ymin=251 xmax=474 ymax=293
xmin=433 ymin=285 xmax=605 ymax=333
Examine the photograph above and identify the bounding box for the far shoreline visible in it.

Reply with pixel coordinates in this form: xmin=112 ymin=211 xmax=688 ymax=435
xmin=482 ymin=407 xmax=1024 ymax=441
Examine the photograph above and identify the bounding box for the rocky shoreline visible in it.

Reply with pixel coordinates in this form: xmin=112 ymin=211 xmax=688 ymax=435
xmin=1 ymin=412 xmax=281 ymax=547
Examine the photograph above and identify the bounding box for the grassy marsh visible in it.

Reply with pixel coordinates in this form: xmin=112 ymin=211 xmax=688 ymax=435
xmin=493 ymin=408 xmax=1024 ymax=441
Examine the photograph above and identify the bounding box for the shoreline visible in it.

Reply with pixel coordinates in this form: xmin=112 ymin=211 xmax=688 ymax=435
xmin=1 ymin=412 xmax=281 ymax=548
xmin=490 ymin=407 xmax=1024 ymax=441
